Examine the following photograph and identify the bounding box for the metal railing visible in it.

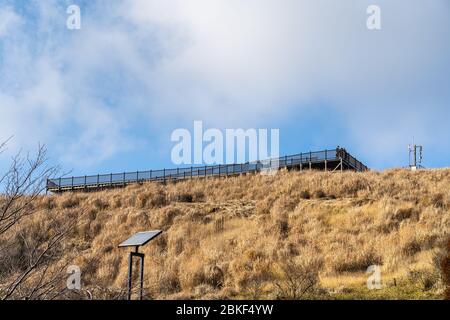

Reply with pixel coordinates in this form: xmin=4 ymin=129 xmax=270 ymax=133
xmin=47 ymin=148 xmax=368 ymax=192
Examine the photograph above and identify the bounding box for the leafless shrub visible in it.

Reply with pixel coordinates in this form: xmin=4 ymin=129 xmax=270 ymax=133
xmin=274 ymin=257 xmax=322 ymax=299
xmin=0 ymin=140 xmax=78 ymax=300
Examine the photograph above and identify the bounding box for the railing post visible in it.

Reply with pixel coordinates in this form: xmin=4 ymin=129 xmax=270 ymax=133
xmin=309 ymin=151 xmax=312 ymax=170
xmin=59 ymin=177 xmax=62 ymax=192
xmin=123 ymin=172 xmax=125 ymax=185
xmin=71 ymin=176 xmax=74 ymax=189
xmin=150 ymin=170 xmax=152 ymax=180
xmin=97 ymin=174 xmax=99 ymax=185
xmin=110 ymin=173 xmax=113 ymax=185
xmin=136 ymin=171 xmax=139 ymax=182
xmin=84 ymin=176 xmax=87 ymax=188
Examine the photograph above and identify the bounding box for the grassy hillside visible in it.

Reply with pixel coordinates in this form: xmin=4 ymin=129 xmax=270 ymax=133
xmin=2 ymin=169 xmax=450 ymax=299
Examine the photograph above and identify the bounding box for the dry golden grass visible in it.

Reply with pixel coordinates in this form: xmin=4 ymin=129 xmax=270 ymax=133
xmin=2 ymin=168 xmax=450 ymax=299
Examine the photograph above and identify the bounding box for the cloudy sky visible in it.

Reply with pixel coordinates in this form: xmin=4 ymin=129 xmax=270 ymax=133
xmin=0 ymin=0 xmax=449 ymax=175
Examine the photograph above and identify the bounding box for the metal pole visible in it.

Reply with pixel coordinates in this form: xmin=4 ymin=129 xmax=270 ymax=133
xmin=127 ymin=252 xmax=132 ymax=300
xmin=139 ymin=255 xmax=144 ymax=300
xmin=414 ymin=145 xmax=417 ymax=167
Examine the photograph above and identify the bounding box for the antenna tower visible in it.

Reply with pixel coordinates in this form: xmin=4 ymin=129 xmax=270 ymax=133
xmin=408 ymin=138 xmax=423 ymax=170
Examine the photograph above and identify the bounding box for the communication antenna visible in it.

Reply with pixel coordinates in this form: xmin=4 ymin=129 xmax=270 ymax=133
xmin=408 ymin=138 xmax=423 ymax=171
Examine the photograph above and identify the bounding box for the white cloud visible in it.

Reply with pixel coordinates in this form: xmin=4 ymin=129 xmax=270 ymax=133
xmin=0 ymin=0 xmax=449 ymax=169
xmin=0 ymin=7 xmax=22 ymax=38
xmin=120 ymin=0 xmax=450 ymax=166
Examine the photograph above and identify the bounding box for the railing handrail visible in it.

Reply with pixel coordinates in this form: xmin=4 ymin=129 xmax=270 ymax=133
xmin=47 ymin=148 xmax=367 ymax=190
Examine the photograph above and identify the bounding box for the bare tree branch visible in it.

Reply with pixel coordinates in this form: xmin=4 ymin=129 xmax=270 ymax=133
xmin=0 ymin=139 xmax=77 ymax=300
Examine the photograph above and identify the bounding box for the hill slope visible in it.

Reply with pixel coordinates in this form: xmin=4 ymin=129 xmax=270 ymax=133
xmin=3 ymin=169 xmax=450 ymax=299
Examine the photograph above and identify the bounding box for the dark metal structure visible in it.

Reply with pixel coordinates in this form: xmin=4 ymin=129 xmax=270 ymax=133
xmin=408 ymin=143 xmax=424 ymax=169
xmin=47 ymin=148 xmax=368 ymax=193
xmin=118 ymin=230 xmax=162 ymax=300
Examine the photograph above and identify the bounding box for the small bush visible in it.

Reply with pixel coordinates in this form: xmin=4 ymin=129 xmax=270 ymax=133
xmin=275 ymin=214 xmax=289 ymax=239
xmin=176 ymin=193 xmax=193 ymax=203
xmin=408 ymin=269 xmax=440 ymax=291
xmin=60 ymin=197 xmax=80 ymax=209
xmin=137 ymin=191 xmax=168 ymax=208
xmin=392 ymin=207 xmax=419 ymax=222
xmin=88 ymin=209 xmax=97 ymax=221
xmin=313 ymin=190 xmax=327 ymax=199
xmin=111 ymin=195 xmax=122 ymax=208
xmin=157 ymin=269 xmax=181 ymax=295
xmin=431 ymin=193 xmax=446 ymax=209
xmin=193 ymin=191 xmax=205 ymax=202
xmin=378 ymin=207 xmax=420 ymax=233
xmin=205 ymin=265 xmax=224 ymax=289
xmin=402 ymin=238 xmax=422 ymax=256
xmin=333 ymin=250 xmax=382 ymax=273
xmin=299 ymin=190 xmax=311 ymax=199
xmin=41 ymin=197 xmax=56 ymax=210
xmin=150 ymin=192 xmax=168 ymax=207
xmin=93 ymin=198 xmax=109 ymax=210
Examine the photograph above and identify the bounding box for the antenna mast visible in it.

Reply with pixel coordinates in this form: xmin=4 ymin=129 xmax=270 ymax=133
xmin=408 ymin=139 xmax=423 ymax=171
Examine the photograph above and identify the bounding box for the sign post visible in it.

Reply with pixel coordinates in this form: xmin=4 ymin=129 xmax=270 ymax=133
xmin=118 ymin=230 xmax=162 ymax=300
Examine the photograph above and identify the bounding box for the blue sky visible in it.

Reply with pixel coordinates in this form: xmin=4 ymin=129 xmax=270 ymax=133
xmin=0 ymin=0 xmax=449 ymax=177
